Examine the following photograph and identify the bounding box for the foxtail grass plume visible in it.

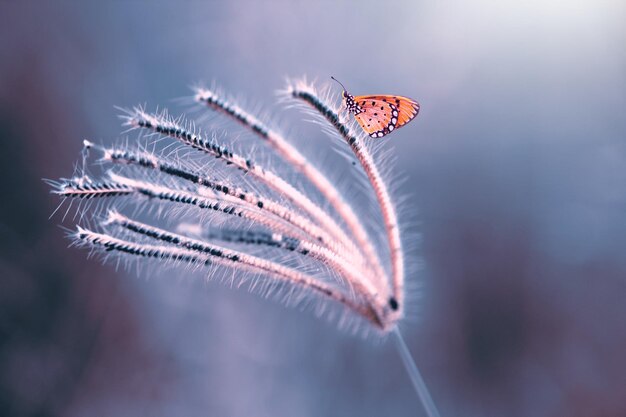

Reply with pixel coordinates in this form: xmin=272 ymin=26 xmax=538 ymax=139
xmin=49 ymin=78 xmax=439 ymax=417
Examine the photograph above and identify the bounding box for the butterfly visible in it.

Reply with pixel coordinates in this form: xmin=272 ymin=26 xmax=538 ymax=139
xmin=331 ymin=76 xmax=420 ymax=138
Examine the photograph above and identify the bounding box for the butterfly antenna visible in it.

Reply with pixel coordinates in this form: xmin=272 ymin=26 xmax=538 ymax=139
xmin=330 ymin=76 xmax=348 ymax=92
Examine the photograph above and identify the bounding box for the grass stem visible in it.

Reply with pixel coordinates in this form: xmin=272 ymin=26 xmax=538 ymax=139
xmin=393 ymin=327 xmax=440 ymax=417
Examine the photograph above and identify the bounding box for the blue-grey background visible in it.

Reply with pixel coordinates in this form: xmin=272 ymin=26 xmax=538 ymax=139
xmin=1 ymin=1 xmax=625 ymax=416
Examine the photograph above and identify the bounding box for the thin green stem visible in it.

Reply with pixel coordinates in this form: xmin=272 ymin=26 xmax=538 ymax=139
xmin=393 ymin=327 xmax=441 ymax=417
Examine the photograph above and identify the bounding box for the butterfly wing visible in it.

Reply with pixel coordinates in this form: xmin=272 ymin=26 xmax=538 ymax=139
xmin=352 ymin=95 xmax=420 ymax=138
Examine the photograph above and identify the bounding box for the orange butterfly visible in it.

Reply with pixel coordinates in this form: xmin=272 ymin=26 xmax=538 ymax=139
xmin=332 ymin=76 xmax=420 ymax=138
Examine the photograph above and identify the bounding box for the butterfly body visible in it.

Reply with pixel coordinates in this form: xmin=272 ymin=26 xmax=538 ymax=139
xmin=333 ymin=77 xmax=419 ymax=138
xmin=344 ymin=93 xmax=364 ymax=115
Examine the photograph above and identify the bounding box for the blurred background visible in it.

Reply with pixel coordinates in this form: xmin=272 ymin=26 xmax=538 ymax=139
xmin=1 ymin=1 xmax=625 ymax=416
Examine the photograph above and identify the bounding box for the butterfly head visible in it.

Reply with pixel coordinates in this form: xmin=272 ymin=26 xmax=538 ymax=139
xmin=331 ymin=76 xmax=361 ymax=114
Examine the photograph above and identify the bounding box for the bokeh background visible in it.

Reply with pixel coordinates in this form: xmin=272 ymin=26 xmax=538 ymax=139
xmin=1 ymin=1 xmax=625 ymax=416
